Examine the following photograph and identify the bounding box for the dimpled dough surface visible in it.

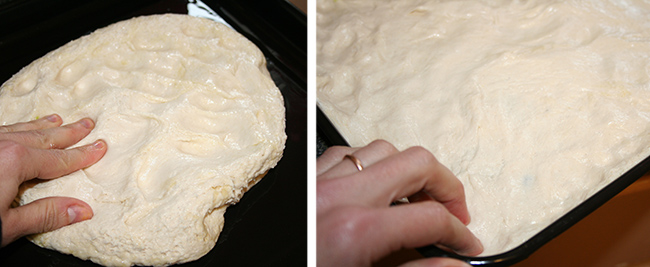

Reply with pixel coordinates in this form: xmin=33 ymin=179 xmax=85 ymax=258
xmin=0 ymin=14 xmax=286 ymax=266
xmin=318 ymin=0 xmax=650 ymax=256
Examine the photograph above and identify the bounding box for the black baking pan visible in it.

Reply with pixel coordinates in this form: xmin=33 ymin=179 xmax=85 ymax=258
xmin=0 ymin=0 xmax=306 ymax=266
xmin=317 ymin=106 xmax=650 ymax=266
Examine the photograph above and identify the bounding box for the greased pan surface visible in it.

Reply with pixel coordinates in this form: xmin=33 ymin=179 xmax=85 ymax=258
xmin=0 ymin=0 xmax=306 ymax=266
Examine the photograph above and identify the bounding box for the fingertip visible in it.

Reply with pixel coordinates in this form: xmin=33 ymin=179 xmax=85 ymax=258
xmin=458 ymin=235 xmax=484 ymax=257
xmin=90 ymin=139 xmax=107 ymax=151
xmin=67 ymin=204 xmax=93 ymax=224
xmin=460 ymin=212 xmax=471 ymax=226
xmin=443 ymin=198 xmax=472 ymax=226
xmin=473 ymin=236 xmax=484 ymax=256
xmin=6 ymin=197 xmax=92 ymax=239
xmin=45 ymin=114 xmax=61 ymax=123
xmin=78 ymin=118 xmax=95 ymax=129
xmin=83 ymin=139 xmax=107 ymax=166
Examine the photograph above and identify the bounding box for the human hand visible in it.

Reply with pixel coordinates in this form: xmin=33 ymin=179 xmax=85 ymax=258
xmin=0 ymin=114 xmax=107 ymax=247
xmin=317 ymin=140 xmax=483 ymax=267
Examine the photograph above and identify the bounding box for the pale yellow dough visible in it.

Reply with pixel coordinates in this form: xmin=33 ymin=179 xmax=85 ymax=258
xmin=318 ymin=0 xmax=650 ymax=256
xmin=0 ymin=14 xmax=286 ymax=266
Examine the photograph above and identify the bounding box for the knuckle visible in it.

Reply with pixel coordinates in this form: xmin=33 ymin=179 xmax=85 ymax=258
xmin=409 ymin=146 xmax=437 ymax=164
xmin=40 ymin=201 xmax=64 ymax=233
xmin=38 ymin=150 xmax=75 ymax=179
xmin=450 ymin=176 xmax=465 ymax=192
xmin=0 ymin=140 xmax=29 ymax=162
xmin=325 ymin=207 xmax=374 ymax=248
xmin=318 ymin=207 xmax=375 ymax=266
xmin=422 ymin=201 xmax=454 ymax=228
xmin=32 ymin=130 xmax=55 ymax=148
xmin=369 ymin=139 xmax=398 ymax=153
xmin=406 ymin=147 xmax=447 ymax=177
xmin=56 ymin=152 xmax=73 ymax=173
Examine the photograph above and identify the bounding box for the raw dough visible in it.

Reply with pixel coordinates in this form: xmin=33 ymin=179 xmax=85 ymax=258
xmin=317 ymin=0 xmax=650 ymax=256
xmin=0 ymin=14 xmax=286 ymax=266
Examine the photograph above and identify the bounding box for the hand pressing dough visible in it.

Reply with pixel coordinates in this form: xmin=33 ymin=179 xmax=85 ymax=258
xmin=318 ymin=0 xmax=650 ymax=256
xmin=0 ymin=14 xmax=286 ymax=266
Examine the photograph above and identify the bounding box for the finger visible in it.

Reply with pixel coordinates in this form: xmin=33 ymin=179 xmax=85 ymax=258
xmin=375 ymin=201 xmax=482 ymax=258
xmin=317 ymin=145 xmax=356 ymax=176
xmin=20 ymin=140 xmax=107 ymax=182
xmin=1 ymin=196 xmax=93 ymax=247
xmin=0 ymin=114 xmax=62 ymax=134
xmin=329 ymin=146 xmax=472 ymax=224
xmin=1 ymin=118 xmax=95 ymax=149
xmin=398 ymin=257 xmax=472 ymax=267
xmin=318 ymin=140 xmax=399 ymax=180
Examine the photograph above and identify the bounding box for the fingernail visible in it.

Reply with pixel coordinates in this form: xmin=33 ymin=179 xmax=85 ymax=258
xmin=458 ymin=235 xmax=484 ymax=256
xmin=474 ymin=236 xmax=484 ymax=255
xmin=79 ymin=118 xmax=94 ymax=129
xmin=45 ymin=114 xmax=60 ymax=122
xmin=91 ymin=140 xmax=106 ymax=150
xmin=67 ymin=205 xmax=93 ymax=224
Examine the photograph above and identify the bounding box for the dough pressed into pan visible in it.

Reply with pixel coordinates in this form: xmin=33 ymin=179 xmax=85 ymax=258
xmin=0 ymin=14 xmax=286 ymax=266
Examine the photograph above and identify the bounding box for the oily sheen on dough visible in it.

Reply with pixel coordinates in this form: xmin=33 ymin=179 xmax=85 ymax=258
xmin=0 ymin=14 xmax=286 ymax=266
xmin=318 ymin=0 xmax=650 ymax=256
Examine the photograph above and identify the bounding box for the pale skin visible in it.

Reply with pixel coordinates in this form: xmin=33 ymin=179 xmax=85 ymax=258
xmin=0 ymin=114 xmax=107 ymax=247
xmin=317 ymin=140 xmax=483 ymax=267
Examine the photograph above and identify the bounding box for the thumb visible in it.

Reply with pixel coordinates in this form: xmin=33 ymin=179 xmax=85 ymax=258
xmin=2 ymin=197 xmax=93 ymax=246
